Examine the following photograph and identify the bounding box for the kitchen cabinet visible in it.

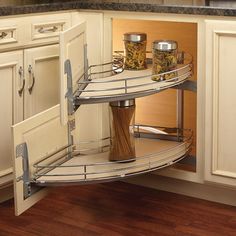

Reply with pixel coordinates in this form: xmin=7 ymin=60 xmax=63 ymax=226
xmin=0 ymin=12 xmax=71 ymax=192
xmin=0 ymin=6 xmax=235 ymax=212
xmin=11 ymin=18 xmax=193 ymax=215
xmin=0 ymin=11 xmax=106 ymax=196
xmin=0 ymin=50 xmax=23 ymax=189
xmin=205 ymin=20 xmax=236 ymax=187
xmin=0 ymin=46 xmax=60 ymax=189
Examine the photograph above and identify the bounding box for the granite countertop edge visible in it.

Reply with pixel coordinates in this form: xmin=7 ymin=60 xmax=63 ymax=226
xmin=0 ymin=1 xmax=236 ymax=17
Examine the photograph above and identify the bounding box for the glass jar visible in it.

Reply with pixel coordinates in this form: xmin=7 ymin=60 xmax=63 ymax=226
xmin=124 ymin=32 xmax=147 ymax=70
xmin=109 ymin=100 xmax=136 ymax=162
xmin=152 ymin=40 xmax=178 ymax=81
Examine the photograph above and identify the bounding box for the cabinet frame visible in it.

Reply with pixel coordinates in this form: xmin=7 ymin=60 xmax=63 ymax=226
xmin=205 ymin=20 xmax=236 ymax=187
xmin=102 ymin=11 xmax=206 ymax=183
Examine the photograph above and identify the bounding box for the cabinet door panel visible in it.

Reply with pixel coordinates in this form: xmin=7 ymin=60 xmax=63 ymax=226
xmin=24 ymin=44 xmax=59 ymax=119
xmin=0 ymin=50 xmax=23 ymax=186
xmin=60 ymin=22 xmax=86 ymax=125
xmin=205 ymin=20 xmax=236 ymax=187
xmin=71 ymin=12 xmax=104 ymax=146
xmin=12 ymin=105 xmax=68 ymax=215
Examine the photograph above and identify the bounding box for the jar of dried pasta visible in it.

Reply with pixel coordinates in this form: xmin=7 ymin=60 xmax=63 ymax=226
xmin=124 ymin=32 xmax=147 ymax=70
xmin=152 ymin=40 xmax=178 ymax=81
xmin=109 ymin=99 xmax=136 ymax=162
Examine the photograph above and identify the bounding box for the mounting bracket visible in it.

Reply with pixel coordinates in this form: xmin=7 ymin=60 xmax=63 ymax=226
xmin=16 ymin=142 xmax=32 ymax=199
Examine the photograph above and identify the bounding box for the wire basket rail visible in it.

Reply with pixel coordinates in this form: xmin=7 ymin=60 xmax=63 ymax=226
xmin=32 ymin=125 xmax=193 ymax=186
xmin=73 ymin=52 xmax=193 ymax=105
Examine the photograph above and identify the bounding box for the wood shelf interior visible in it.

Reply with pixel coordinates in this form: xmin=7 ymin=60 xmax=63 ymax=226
xmin=112 ymin=19 xmax=197 ymax=172
xmin=34 ymin=128 xmax=192 ymax=185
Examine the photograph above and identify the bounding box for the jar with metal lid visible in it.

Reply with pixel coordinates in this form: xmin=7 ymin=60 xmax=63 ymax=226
xmin=109 ymin=99 xmax=136 ymax=162
xmin=124 ymin=32 xmax=147 ymax=70
xmin=152 ymin=40 xmax=178 ymax=81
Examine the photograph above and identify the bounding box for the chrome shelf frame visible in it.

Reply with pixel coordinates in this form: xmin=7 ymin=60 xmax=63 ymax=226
xmin=67 ymin=52 xmax=194 ymax=108
xmin=25 ymin=52 xmax=195 ymax=189
xmin=30 ymin=126 xmax=193 ymax=186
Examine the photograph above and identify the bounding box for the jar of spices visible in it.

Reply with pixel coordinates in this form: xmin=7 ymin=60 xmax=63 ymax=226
xmin=124 ymin=32 xmax=147 ymax=70
xmin=152 ymin=40 xmax=178 ymax=81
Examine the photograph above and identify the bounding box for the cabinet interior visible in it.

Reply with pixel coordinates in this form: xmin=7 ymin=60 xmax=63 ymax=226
xmin=112 ymin=19 xmax=197 ymax=172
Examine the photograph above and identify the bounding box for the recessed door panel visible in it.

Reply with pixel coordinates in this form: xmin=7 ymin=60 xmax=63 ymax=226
xmin=0 ymin=50 xmax=23 ymax=186
xmin=12 ymin=105 xmax=69 ymax=215
xmin=60 ymin=22 xmax=86 ymax=125
xmin=24 ymin=44 xmax=59 ymax=119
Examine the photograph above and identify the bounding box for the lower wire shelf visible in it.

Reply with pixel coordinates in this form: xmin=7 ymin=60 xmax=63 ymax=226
xmin=32 ymin=126 xmax=193 ymax=186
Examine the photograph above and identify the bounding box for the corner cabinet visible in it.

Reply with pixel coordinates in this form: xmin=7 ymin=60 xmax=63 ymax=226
xmin=11 ymin=16 xmax=194 ymax=215
xmin=205 ymin=20 xmax=236 ymax=187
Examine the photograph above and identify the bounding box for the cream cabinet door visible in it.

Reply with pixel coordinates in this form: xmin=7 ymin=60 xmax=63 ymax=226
xmin=60 ymin=22 xmax=87 ymax=125
xmin=24 ymin=44 xmax=59 ymax=119
xmin=71 ymin=12 xmax=105 ymax=146
xmin=12 ymin=105 xmax=68 ymax=216
xmin=0 ymin=50 xmax=23 ymax=188
xmin=12 ymin=21 xmax=90 ymax=216
xmin=205 ymin=20 xmax=236 ymax=187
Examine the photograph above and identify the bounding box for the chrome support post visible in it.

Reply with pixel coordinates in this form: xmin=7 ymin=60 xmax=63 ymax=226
xmin=177 ymin=89 xmax=184 ymax=141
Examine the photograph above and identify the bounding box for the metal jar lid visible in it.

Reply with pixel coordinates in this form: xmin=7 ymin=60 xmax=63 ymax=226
xmin=110 ymin=99 xmax=135 ymax=108
xmin=124 ymin=32 xmax=147 ymax=42
xmin=153 ymin=40 xmax=178 ymax=51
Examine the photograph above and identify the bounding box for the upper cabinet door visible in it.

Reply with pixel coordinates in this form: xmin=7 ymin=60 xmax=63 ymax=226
xmin=205 ymin=20 xmax=236 ymax=187
xmin=60 ymin=22 xmax=87 ymax=125
xmin=24 ymin=44 xmax=60 ymax=119
xmin=0 ymin=50 xmax=23 ymax=188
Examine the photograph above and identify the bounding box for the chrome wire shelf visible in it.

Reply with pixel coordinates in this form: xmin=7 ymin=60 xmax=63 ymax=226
xmin=32 ymin=125 xmax=193 ymax=186
xmin=73 ymin=52 xmax=193 ymax=105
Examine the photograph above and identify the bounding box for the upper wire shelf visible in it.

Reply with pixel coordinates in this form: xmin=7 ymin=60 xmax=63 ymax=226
xmin=73 ymin=51 xmax=193 ymax=105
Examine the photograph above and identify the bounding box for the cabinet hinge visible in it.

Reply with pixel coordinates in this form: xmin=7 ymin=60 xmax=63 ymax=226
xmin=64 ymin=44 xmax=89 ymax=116
xmin=64 ymin=59 xmax=75 ymax=116
xmin=69 ymin=119 xmax=76 ymax=131
xmin=16 ymin=142 xmax=32 ymax=199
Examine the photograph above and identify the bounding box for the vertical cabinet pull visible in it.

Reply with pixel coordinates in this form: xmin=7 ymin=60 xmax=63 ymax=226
xmin=28 ymin=65 xmax=35 ymax=94
xmin=18 ymin=66 xmax=25 ymax=96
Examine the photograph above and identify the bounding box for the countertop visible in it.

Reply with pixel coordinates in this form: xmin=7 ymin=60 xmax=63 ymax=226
xmin=0 ymin=0 xmax=236 ymax=17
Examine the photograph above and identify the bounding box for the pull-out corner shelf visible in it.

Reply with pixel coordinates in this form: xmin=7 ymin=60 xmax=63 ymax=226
xmin=11 ymin=24 xmax=196 ymax=216
xmin=32 ymin=53 xmax=194 ymax=186
xmin=73 ymin=62 xmax=192 ymax=106
xmin=33 ymin=127 xmax=192 ymax=186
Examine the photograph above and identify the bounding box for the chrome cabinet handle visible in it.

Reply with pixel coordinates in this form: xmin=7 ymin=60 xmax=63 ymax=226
xmin=28 ymin=65 xmax=35 ymax=94
xmin=18 ymin=66 xmax=25 ymax=96
xmin=38 ymin=26 xmax=58 ymax=34
xmin=0 ymin=31 xmax=7 ymax=39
